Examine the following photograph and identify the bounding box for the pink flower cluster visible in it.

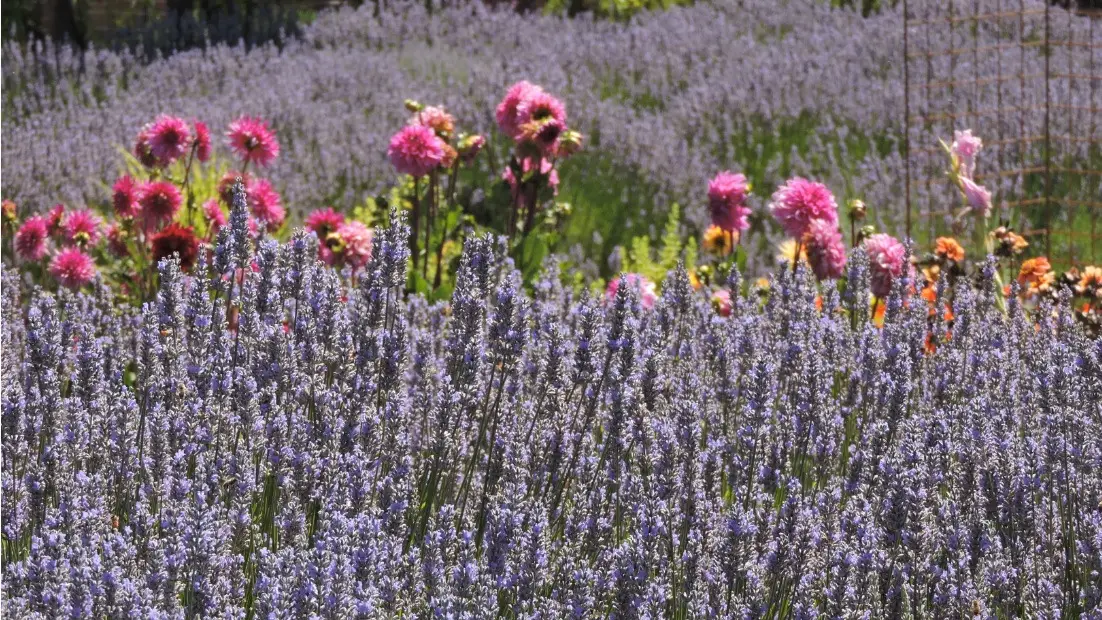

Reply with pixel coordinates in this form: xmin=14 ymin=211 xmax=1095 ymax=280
xmin=387 ymin=104 xmax=484 ymax=179
xmin=134 ymin=115 xmax=212 ymax=169
xmin=495 ymin=82 xmax=582 ymax=199
xmin=768 ymin=177 xmax=845 ymax=280
xmin=864 ymin=233 xmax=908 ymax=298
xmin=14 ymin=203 xmax=99 ymax=289
xmin=950 ymin=129 xmax=992 ymax=217
xmin=304 ymin=207 xmax=373 ymax=271
xmin=707 ymin=171 xmax=751 ymax=233
xmin=606 ymin=273 xmax=658 ymax=310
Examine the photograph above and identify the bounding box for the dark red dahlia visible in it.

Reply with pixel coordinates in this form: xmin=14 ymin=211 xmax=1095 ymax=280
xmin=151 ymin=223 xmax=200 ymax=271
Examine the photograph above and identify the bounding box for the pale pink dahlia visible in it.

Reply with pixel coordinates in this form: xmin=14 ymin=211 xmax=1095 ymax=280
xmin=495 ymin=81 xmax=543 ymax=138
xmin=112 ymin=176 xmax=141 ymax=218
xmin=15 ymin=216 xmax=49 ymax=260
xmin=410 ymin=106 xmax=456 ymax=139
xmin=337 ymin=220 xmax=373 ymax=269
xmin=711 ymin=289 xmax=733 ymax=317
xmin=193 ymin=120 xmax=212 ymax=163
xmin=247 ymin=179 xmax=285 ymax=231
xmin=708 ymin=171 xmax=752 ymax=233
xmin=49 ymin=248 xmax=96 ymax=289
xmin=951 ymin=129 xmax=983 ymax=179
xmin=305 ymin=207 xmax=345 ymax=238
xmin=138 ymin=181 xmax=183 ymax=232
xmin=769 ymin=177 xmax=838 ymax=239
xmin=227 ymin=116 xmax=280 ymax=167
xmin=62 ymin=209 xmax=103 ymax=246
xmin=960 ymin=177 xmax=992 ymax=217
xmin=606 ymin=273 xmax=658 ymax=310
xmin=865 ymin=233 xmax=907 ymax=298
xmin=387 ymin=125 xmax=446 ymax=178
xmin=147 ymin=115 xmax=192 ymax=166
xmin=804 ymin=219 xmax=847 ymax=281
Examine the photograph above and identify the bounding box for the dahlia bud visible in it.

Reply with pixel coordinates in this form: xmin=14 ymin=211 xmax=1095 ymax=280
xmin=848 ymin=199 xmax=867 ymax=222
xmin=2 ymin=200 xmax=16 ymax=223
xmin=404 ymin=99 xmax=423 ymax=113
xmin=857 ymin=225 xmax=875 ymax=245
xmin=558 ymin=130 xmax=584 ymax=158
xmin=458 ymin=134 xmax=486 ymax=163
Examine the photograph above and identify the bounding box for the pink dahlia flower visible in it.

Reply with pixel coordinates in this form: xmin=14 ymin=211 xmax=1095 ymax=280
xmin=708 ymin=171 xmax=752 ymax=233
xmin=147 ymin=115 xmax=192 ymax=166
xmin=15 ymin=216 xmax=50 ymax=260
xmin=387 ymin=125 xmax=446 ymax=178
xmin=227 ymin=116 xmax=280 ymax=167
xmin=62 ymin=209 xmax=103 ymax=246
xmin=46 ymin=204 xmax=65 ymax=236
xmin=711 ymin=289 xmax=733 ymax=317
xmin=951 ymin=129 xmax=983 ymax=179
xmin=134 ymin=127 xmax=160 ymax=168
xmin=138 ymin=181 xmax=183 ymax=232
xmin=305 ymin=207 xmax=345 ymax=238
xmin=49 ymin=248 xmax=96 ymax=289
xmin=517 ymin=90 xmax=567 ymax=129
xmin=804 ymin=219 xmax=847 ymax=281
xmin=606 ymin=273 xmax=658 ymax=310
xmin=865 ymin=233 xmax=907 ymax=298
xmin=112 ymin=176 xmax=142 ymax=218
xmin=769 ymin=177 xmax=839 ymax=239
xmin=337 ymin=220 xmax=373 ymax=270
xmin=203 ymin=199 xmax=227 ymax=231
xmin=410 ymin=106 xmax=456 ymax=139
xmin=218 ymin=172 xmax=252 ymax=206
xmin=247 ymin=179 xmax=285 ymax=231
xmin=495 ymin=81 xmax=543 ymax=138
xmin=194 ymin=120 xmax=212 ymax=163
xmin=960 ymin=177 xmax=992 ymax=217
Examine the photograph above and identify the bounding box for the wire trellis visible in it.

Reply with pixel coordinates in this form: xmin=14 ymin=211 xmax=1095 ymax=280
xmin=903 ymin=0 xmax=1102 ymax=266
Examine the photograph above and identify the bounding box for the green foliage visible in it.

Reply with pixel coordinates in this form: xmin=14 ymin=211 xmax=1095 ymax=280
xmin=543 ymin=0 xmax=693 ymax=20
xmin=616 ymin=203 xmax=695 ymax=285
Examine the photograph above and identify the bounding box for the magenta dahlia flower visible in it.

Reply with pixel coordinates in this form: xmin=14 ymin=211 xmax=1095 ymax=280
xmin=708 ymin=171 xmax=752 ymax=233
xmin=517 ymin=90 xmax=567 ymax=129
xmin=960 ymin=177 xmax=992 ymax=217
xmin=769 ymin=177 xmax=839 ymax=239
xmin=305 ymin=207 xmax=345 ymax=239
xmin=62 ymin=209 xmax=103 ymax=246
xmin=387 ymin=125 xmax=446 ymax=178
xmin=151 ymin=223 xmax=200 ymax=271
xmin=106 ymin=223 xmax=129 ymax=258
xmin=15 ymin=216 xmax=49 ymax=260
xmin=194 ymin=120 xmax=212 ymax=163
xmin=49 ymin=248 xmax=96 ymax=289
xmin=337 ymin=220 xmax=373 ymax=270
xmin=247 ymin=179 xmax=285 ymax=231
xmin=138 ymin=181 xmax=183 ymax=232
xmin=951 ymin=129 xmax=983 ymax=179
xmin=865 ymin=233 xmax=907 ymax=298
xmin=711 ymin=289 xmax=732 ymax=317
xmin=147 ymin=115 xmax=192 ymax=166
xmin=218 ymin=172 xmax=252 ymax=206
xmin=112 ymin=176 xmax=142 ymax=218
xmin=804 ymin=219 xmax=847 ymax=281
xmin=203 ymin=199 xmax=227 ymax=231
xmin=410 ymin=106 xmax=456 ymax=139
xmin=227 ymin=116 xmax=280 ymax=168
xmin=496 ymin=81 xmax=543 ymax=138
xmin=606 ymin=273 xmax=658 ymax=310
xmin=134 ymin=127 xmax=160 ymax=168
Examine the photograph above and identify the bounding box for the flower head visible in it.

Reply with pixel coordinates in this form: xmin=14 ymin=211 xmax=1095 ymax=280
xmin=952 ymin=129 xmax=983 ymax=178
xmin=112 ymin=176 xmax=142 ymax=218
xmin=218 ymin=172 xmax=252 ymax=206
xmin=138 ymin=181 xmax=183 ymax=232
xmin=387 ymin=125 xmax=446 ymax=177
xmin=606 ymin=273 xmax=658 ymax=310
xmin=708 ymin=171 xmax=752 ymax=233
xmin=227 ymin=116 xmax=280 ymax=167
xmin=411 ymin=106 xmax=455 ymax=139
xmin=865 ymin=233 xmax=907 ymax=298
xmin=305 ymin=207 xmax=345 ymax=239
xmin=49 ymin=248 xmax=96 ymax=288
xmin=247 ymin=178 xmax=285 ymax=231
xmin=151 ymin=223 xmax=200 ymax=271
xmin=960 ymin=177 xmax=992 ymax=217
xmin=46 ymin=204 xmax=66 ymax=236
xmin=62 ymin=209 xmax=103 ymax=246
xmin=702 ymin=225 xmax=736 ymax=256
xmin=106 ymin=223 xmax=129 ymax=257
xmin=934 ymin=237 xmax=965 ymax=262
xmin=517 ymin=90 xmax=567 ymax=129
xmin=336 ymin=220 xmax=373 ymax=270
xmin=193 ymin=120 xmax=212 ymax=162
xmin=458 ymin=134 xmax=486 ymax=164
xmin=769 ymin=177 xmax=838 ymax=239
xmin=2 ymin=200 xmax=16 ymax=222
xmin=1018 ymin=257 xmax=1052 ymax=289
xmin=804 ymin=219 xmax=847 ymax=280
xmin=147 ymin=115 xmax=192 ymax=166
xmin=15 ymin=216 xmax=49 ymax=260
xmin=203 ymin=199 xmax=227 ymax=231
xmin=711 ymin=289 xmax=733 ymax=317
xmin=496 ymin=81 xmax=544 ymax=138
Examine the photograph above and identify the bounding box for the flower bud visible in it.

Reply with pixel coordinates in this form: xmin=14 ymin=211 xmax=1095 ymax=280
xmin=558 ymin=130 xmax=584 ymax=158
xmin=2 ymin=200 xmax=16 ymax=223
xmin=848 ymin=199 xmax=867 ymax=222
xmin=404 ymin=99 xmax=423 ymax=113
xmin=458 ymin=134 xmax=485 ymax=163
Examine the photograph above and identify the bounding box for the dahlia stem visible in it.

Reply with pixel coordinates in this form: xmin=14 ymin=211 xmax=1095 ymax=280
xmin=410 ymin=176 xmax=421 ymax=281
xmin=792 ymin=240 xmax=803 ymax=275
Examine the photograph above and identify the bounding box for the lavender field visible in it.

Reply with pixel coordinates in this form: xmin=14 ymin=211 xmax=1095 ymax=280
xmin=2 ymin=0 xmax=1102 ymax=618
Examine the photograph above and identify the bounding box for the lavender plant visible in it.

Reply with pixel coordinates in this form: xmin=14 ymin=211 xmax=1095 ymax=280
xmin=3 ymin=197 xmax=1100 ymax=616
